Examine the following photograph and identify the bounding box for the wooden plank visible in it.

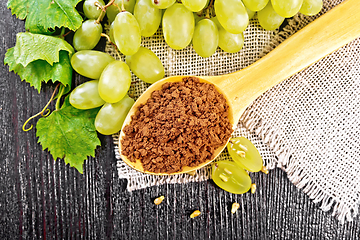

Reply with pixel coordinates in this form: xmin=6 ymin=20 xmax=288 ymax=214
xmin=1 ymin=1 xmax=360 ymax=239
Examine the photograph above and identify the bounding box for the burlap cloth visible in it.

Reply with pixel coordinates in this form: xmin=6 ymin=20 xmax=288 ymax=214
xmin=109 ymin=0 xmax=360 ymax=223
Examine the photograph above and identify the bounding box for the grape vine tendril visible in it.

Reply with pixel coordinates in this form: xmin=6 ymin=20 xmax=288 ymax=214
xmin=22 ymin=83 xmax=61 ymax=132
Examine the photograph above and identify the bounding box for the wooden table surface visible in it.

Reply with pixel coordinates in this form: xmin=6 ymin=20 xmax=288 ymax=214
xmin=1 ymin=1 xmax=359 ymax=239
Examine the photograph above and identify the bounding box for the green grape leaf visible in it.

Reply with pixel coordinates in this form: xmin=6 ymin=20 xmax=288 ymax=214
xmin=36 ymin=97 xmax=101 ymax=173
xmin=12 ymin=32 xmax=74 ymax=67
xmin=4 ymin=47 xmax=72 ymax=93
xmin=7 ymin=0 xmax=83 ymax=33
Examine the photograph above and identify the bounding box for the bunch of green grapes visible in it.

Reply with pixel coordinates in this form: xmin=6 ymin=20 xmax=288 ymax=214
xmin=244 ymin=0 xmax=323 ymax=30
xmin=69 ymin=0 xmax=165 ymax=135
xmin=69 ymin=0 xmax=323 ymax=136
xmin=212 ymin=137 xmax=266 ymax=194
xmin=105 ymin=0 xmax=248 ymax=58
xmin=105 ymin=0 xmax=322 ymax=58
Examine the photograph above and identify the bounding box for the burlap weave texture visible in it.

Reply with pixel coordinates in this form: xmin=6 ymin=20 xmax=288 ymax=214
xmin=111 ymin=0 xmax=360 ymax=223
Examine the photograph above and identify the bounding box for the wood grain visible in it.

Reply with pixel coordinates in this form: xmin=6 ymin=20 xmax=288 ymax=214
xmin=0 ymin=1 xmax=359 ymax=239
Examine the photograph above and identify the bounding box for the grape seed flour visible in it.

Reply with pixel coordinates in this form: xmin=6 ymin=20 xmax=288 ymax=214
xmin=121 ymin=77 xmax=233 ymax=174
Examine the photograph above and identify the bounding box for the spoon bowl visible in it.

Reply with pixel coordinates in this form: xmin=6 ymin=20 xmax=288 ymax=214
xmin=119 ymin=0 xmax=360 ymax=175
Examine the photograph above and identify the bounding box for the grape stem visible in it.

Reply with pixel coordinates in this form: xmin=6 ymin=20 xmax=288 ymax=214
xmin=114 ymin=3 xmax=121 ymax=12
xmin=59 ymin=27 xmax=66 ymax=39
xmin=121 ymin=0 xmax=125 ymax=12
xmin=62 ymin=30 xmax=72 ymax=38
xmin=55 ymin=85 xmax=65 ymax=111
xmin=204 ymin=0 xmax=215 ymax=15
xmin=104 ymin=0 xmax=116 ymax=9
xmin=95 ymin=0 xmax=116 ymax=23
xmin=22 ymin=83 xmax=60 ymax=132
xmin=101 ymin=33 xmax=122 ymax=59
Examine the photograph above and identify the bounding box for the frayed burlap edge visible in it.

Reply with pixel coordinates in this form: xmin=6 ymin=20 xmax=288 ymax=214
xmin=240 ymin=9 xmax=360 ymax=224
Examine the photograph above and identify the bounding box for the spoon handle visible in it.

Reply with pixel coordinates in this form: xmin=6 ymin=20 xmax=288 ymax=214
xmin=213 ymin=0 xmax=360 ymax=122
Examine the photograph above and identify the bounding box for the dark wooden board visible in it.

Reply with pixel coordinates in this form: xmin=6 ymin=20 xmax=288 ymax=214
xmin=1 ymin=1 xmax=359 ymax=239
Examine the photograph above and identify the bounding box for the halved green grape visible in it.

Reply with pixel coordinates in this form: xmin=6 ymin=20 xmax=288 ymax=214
xmin=73 ymin=20 xmax=102 ymax=51
xmin=227 ymin=137 xmax=263 ymax=172
xmin=192 ymin=19 xmax=219 ymax=58
xmin=70 ymin=80 xmax=105 ymax=109
xmin=299 ymin=0 xmax=322 ymax=16
xmin=107 ymin=0 xmax=137 ymax=23
xmin=113 ymin=11 xmax=141 ymax=55
xmin=182 ymin=0 xmax=208 ymax=12
xmin=212 ymin=160 xmax=252 ymax=194
xmin=134 ymin=0 xmax=162 ymax=37
xmin=246 ymin=7 xmax=256 ymax=19
xmin=271 ymin=0 xmax=303 ymax=18
xmin=214 ymin=0 xmax=249 ymax=34
xmin=126 ymin=47 xmax=164 ymax=83
xmin=218 ymin=27 xmax=244 ymax=53
xmin=258 ymin=1 xmax=285 ymax=30
xmin=243 ymin=0 xmax=269 ymax=12
xmin=95 ymin=95 xmax=134 ymax=135
xmin=162 ymin=3 xmax=195 ymax=50
xmin=151 ymin=0 xmax=176 ymax=9
xmin=98 ymin=61 xmax=131 ymax=103
xmin=83 ymin=0 xmax=105 ymax=19
xmin=71 ymin=50 xmax=115 ymax=79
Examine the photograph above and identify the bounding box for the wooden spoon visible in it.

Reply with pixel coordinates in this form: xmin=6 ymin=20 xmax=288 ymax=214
xmin=119 ymin=0 xmax=360 ymax=175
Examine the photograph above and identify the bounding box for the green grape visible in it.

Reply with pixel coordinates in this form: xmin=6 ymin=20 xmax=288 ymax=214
xmin=95 ymin=95 xmax=134 ymax=135
xmin=98 ymin=61 xmax=131 ymax=103
xmin=211 ymin=16 xmax=221 ymax=28
xmin=71 ymin=50 xmax=115 ymax=79
xmin=242 ymin=0 xmax=269 ymax=12
xmin=113 ymin=11 xmax=141 ymax=55
xmin=227 ymin=137 xmax=263 ymax=172
xmin=151 ymin=0 xmax=176 ymax=9
xmin=299 ymin=0 xmax=322 ymax=16
xmin=212 ymin=16 xmax=244 ymax=53
xmin=107 ymin=0 xmax=137 ymax=23
xmin=134 ymin=0 xmax=162 ymax=37
xmin=258 ymin=1 xmax=285 ymax=30
xmin=182 ymin=0 xmax=208 ymax=12
xmin=69 ymin=80 xmax=105 ymax=109
xmin=212 ymin=160 xmax=252 ymax=194
xmin=106 ymin=5 xmax=118 ymax=23
xmin=73 ymin=20 xmax=102 ymax=51
xmin=162 ymin=3 xmax=195 ymax=50
xmin=109 ymin=21 xmax=115 ymax=44
xmin=126 ymin=47 xmax=165 ymax=83
xmin=214 ymin=0 xmax=248 ymax=34
xmin=218 ymin=27 xmax=244 ymax=53
xmin=271 ymin=0 xmax=303 ymax=18
xmin=83 ymin=0 xmax=105 ymax=19
xmin=246 ymin=7 xmax=256 ymax=19
xmin=192 ymin=19 xmax=219 ymax=58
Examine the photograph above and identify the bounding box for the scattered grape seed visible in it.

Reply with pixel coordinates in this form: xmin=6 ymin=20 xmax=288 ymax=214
xmin=154 ymin=195 xmax=165 ymax=205
xmin=239 ymin=144 xmax=248 ymax=152
xmin=231 ymin=202 xmax=240 ymax=214
xmin=190 ymin=210 xmax=201 ymax=218
xmin=236 ymin=150 xmax=246 ymax=158
xmin=223 ymin=167 xmax=232 ymax=175
xmin=261 ymin=166 xmax=269 ymax=174
xmin=219 ymin=173 xmax=229 ymax=182
xmin=251 ymin=183 xmax=256 ymax=194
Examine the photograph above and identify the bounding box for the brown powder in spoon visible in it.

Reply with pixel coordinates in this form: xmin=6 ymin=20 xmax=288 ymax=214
xmin=121 ymin=77 xmax=233 ymax=174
